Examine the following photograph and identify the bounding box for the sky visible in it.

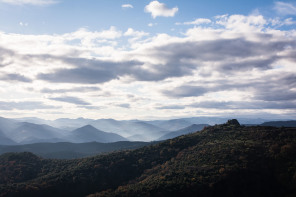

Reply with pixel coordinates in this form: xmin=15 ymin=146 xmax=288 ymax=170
xmin=0 ymin=0 xmax=296 ymax=120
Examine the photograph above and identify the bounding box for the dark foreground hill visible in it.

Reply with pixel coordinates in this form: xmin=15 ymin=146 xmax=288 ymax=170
xmin=0 ymin=121 xmax=296 ymax=197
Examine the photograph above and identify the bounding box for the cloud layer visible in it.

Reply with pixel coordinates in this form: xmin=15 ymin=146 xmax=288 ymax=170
xmin=0 ymin=13 xmax=295 ymax=119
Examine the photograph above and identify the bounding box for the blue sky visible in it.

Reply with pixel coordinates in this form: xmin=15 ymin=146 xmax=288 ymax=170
xmin=0 ymin=0 xmax=296 ymax=120
xmin=1 ymin=0 xmax=294 ymax=34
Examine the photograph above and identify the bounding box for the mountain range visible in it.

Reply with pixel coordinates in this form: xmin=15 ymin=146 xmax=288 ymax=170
xmin=0 ymin=120 xmax=295 ymax=197
xmin=0 ymin=116 xmax=294 ymax=145
xmin=68 ymin=125 xmax=127 ymax=143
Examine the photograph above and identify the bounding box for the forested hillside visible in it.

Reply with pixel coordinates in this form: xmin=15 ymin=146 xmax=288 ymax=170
xmin=1 ymin=120 xmax=295 ymax=197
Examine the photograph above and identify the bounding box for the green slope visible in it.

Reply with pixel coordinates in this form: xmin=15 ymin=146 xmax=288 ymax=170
xmin=0 ymin=120 xmax=295 ymax=197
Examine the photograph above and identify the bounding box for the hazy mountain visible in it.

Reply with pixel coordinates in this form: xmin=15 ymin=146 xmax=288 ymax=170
xmin=0 ymin=117 xmax=19 ymax=136
xmin=0 ymin=117 xmax=65 ymax=144
xmin=261 ymin=120 xmax=296 ymax=127
xmin=1 ymin=122 xmax=295 ymax=197
xmin=127 ymin=134 xmax=147 ymax=141
xmin=0 ymin=141 xmax=153 ymax=159
xmin=89 ymin=119 xmax=128 ymax=134
xmin=8 ymin=122 xmax=67 ymax=144
xmin=147 ymin=119 xmax=193 ymax=131
xmin=15 ymin=117 xmax=51 ymax=126
xmin=158 ymin=124 xmax=209 ymax=140
xmin=90 ymin=119 xmax=165 ymax=141
xmin=51 ymin=117 xmax=94 ymax=130
xmin=123 ymin=121 xmax=166 ymax=140
xmin=0 ymin=117 xmax=163 ymax=143
xmin=0 ymin=129 xmax=16 ymax=145
xmin=68 ymin=125 xmax=127 ymax=143
xmin=0 ymin=116 xmax=291 ymax=143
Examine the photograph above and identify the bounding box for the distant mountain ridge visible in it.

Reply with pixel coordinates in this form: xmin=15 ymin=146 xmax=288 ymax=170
xmin=68 ymin=125 xmax=127 ymax=143
xmin=7 ymin=122 xmax=67 ymax=144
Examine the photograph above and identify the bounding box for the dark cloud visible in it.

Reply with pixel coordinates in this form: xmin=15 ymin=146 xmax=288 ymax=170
xmin=41 ymin=86 xmax=101 ymax=93
xmin=156 ymin=99 xmax=296 ymax=111
xmin=37 ymin=57 xmax=194 ymax=83
xmin=0 ymin=73 xmax=32 ymax=83
xmin=156 ymin=105 xmax=185 ymax=110
xmin=0 ymin=47 xmax=15 ymax=67
xmin=117 ymin=103 xmax=130 ymax=108
xmin=219 ymin=58 xmax=277 ymax=72
xmin=39 ymin=67 xmax=117 ymax=84
xmin=0 ymin=101 xmax=57 ymax=110
xmin=30 ymin=38 xmax=296 ymax=84
xmin=154 ymin=39 xmax=294 ymax=62
xmin=190 ymin=100 xmax=296 ymax=110
xmin=254 ymin=89 xmax=296 ymax=101
xmin=161 ymin=73 xmax=296 ymax=104
xmin=251 ymin=73 xmax=296 ymax=101
xmin=161 ymin=80 xmax=254 ymax=98
xmin=77 ymin=105 xmax=101 ymax=110
xmin=162 ymin=85 xmax=208 ymax=98
xmin=49 ymin=96 xmax=91 ymax=105
xmin=38 ymin=59 xmax=143 ymax=84
xmin=154 ymin=39 xmax=261 ymax=61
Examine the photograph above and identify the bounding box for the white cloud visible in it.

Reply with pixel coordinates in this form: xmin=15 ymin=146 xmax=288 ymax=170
xmin=122 ymin=4 xmax=133 ymax=9
xmin=283 ymin=17 xmax=296 ymax=25
xmin=144 ymin=1 xmax=178 ymax=18
xmin=0 ymin=0 xmax=57 ymax=5
xmin=216 ymin=14 xmax=267 ymax=32
xmin=274 ymin=1 xmax=296 ymax=15
xmin=124 ymin=28 xmax=149 ymax=38
xmin=0 ymin=26 xmax=122 ymax=59
xmin=124 ymin=28 xmax=149 ymax=44
xmin=272 ymin=17 xmax=296 ymax=26
xmin=66 ymin=26 xmax=122 ymax=40
xmin=183 ymin=18 xmax=212 ymax=25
